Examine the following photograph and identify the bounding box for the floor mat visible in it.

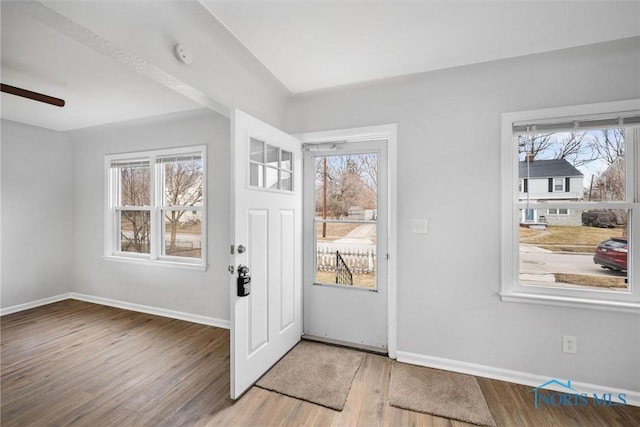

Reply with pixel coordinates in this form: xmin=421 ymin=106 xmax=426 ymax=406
xmin=389 ymin=362 xmax=496 ymax=426
xmin=256 ymin=341 xmax=364 ymax=411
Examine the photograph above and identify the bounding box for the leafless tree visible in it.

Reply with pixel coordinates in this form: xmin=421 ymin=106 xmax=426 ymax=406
xmin=120 ymin=166 xmax=151 ymax=252
xmin=594 ymin=129 xmax=627 ymax=234
xmin=119 ymin=160 xmax=203 ymax=254
xmin=519 ymin=132 xmax=596 ymax=166
xmin=316 ymin=154 xmax=377 ymax=219
xmin=518 ymin=133 xmax=553 ymax=160
xmin=164 ymin=160 xmax=203 ymax=252
xmin=594 ymin=129 xmax=625 ymax=164
xmin=359 ymin=153 xmax=377 ymax=189
xmin=550 ymin=132 xmax=597 ymax=166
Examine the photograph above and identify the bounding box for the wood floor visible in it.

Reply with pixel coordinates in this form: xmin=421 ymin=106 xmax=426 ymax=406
xmin=1 ymin=300 xmax=639 ymax=426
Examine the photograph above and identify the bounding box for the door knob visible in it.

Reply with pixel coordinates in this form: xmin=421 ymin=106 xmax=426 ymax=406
xmin=237 ymin=244 xmax=246 ymax=254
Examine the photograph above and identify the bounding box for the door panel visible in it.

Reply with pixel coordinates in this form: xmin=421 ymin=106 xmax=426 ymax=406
xmin=303 ymin=139 xmax=388 ymax=351
xmin=230 ymin=109 xmax=302 ymax=399
xmin=248 ymin=209 xmax=268 ymax=355
xmin=280 ymin=210 xmax=296 ymax=330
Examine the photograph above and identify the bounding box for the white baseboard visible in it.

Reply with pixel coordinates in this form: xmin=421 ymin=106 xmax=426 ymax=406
xmin=1 ymin=292 xmax=229 ymax=330
xmin=396 ymin=351 xmax=639 ymax=407
xmin=0 ymin=293 xmax=71 ymax=316
xmin=69 ymin=293 xmax=230 ymax=329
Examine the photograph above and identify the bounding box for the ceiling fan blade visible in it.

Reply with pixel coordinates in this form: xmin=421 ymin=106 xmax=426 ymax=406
xmin=1 ymin=83 xmax=65 ymax=107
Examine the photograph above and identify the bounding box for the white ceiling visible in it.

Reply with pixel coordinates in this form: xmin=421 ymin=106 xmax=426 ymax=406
xmin=1 ymin=1 xmax=639 ymax=131
xmin=202 ymin=0 xmax=640 ymax=93
xmin=0 ymin=2 xmax=203 ymax=132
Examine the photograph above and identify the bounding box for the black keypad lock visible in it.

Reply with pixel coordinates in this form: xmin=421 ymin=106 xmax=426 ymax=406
xmin=237 ymin=265 xmax=251 ymax=297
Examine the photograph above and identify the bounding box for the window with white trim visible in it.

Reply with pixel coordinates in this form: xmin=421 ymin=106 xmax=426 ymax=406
xmin=249 ymin=137 xmax=294 ymax=191
xmin=553 ymin=177 xmax=565 ymax=192
xmin=519 ymin=178 xmax=528 ymax=193
xmin=548 ymin=208 xmax=569 ymax=215
xmin=105 ymin=146 xmax=206 ymax=269
xmin=501 ymin=100 xmax=640 ymax=311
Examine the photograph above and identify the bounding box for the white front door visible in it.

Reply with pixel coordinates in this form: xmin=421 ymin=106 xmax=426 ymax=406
xmin=230 ymin=109 xmax=302 ymax=399
xmin=302 ymin=138 xmax=389 ymax=351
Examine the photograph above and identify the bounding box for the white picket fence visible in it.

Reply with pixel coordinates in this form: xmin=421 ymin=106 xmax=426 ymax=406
xmin=317 ymin=247 xmax=376 ymax=274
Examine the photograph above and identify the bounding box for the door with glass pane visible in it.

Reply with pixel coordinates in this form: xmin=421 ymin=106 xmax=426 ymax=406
xmin=303 ymin=139 xmax=388 ymax=351
xmin=230 ymin=109 xmax=302 ymax=399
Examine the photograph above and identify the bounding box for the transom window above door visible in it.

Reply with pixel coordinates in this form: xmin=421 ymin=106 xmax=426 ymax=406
xmin=249 ymin=137 xmax=293 ymax=191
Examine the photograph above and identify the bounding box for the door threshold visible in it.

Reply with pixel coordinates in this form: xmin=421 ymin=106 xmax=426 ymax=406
xmin=303 ymin=334 xmax=388 ymax=355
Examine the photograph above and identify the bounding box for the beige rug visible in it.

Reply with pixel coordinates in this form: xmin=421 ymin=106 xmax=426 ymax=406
xmin=389 ymin=363 xmax=496 ymax=427
xmin=256 ymin=340 xmax=364 ymax=411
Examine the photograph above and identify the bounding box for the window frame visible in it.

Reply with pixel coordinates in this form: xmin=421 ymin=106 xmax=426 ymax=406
xmin=105 ymin=145 xmax=207 ymax=270
xmin=310 ymin=148 xmax=382 ymax=290
xmin=553 ymin=177 xmax=565 ymax=192
xmin=547 ymin=208 xmax=569 ymax=216
xmin=500 ymin=100 xmax=640 ymax=313
xmin=519 ymin=178 xmax=528 ymax=193
xmin=249 ymin=137 xmax=294 ymax=192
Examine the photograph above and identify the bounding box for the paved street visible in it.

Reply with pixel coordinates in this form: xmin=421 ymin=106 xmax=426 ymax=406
xmin=317 ymin=223 xmax=376 ymax=252
xmin=519 ymin=244 xmax=625 ymax=282
xmin=521 ymin=244 xmax=600 ymax=276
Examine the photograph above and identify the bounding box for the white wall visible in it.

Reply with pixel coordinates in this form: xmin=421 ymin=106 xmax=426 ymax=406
xmin=1 ymin=120 xmax=73 ymax=308
xmin=285 ymin=37 xmax=640 ymax=391
xmin=68 ymin=109 xmax=230 ymax=322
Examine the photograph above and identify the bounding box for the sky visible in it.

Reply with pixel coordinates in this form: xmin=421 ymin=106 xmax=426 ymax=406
xmin=520 ymin=129 xmax=623 ymax=191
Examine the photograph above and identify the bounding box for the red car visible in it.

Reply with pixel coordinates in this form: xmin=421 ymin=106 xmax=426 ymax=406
xmin=594 ymin=237 xmax=628 ymax=272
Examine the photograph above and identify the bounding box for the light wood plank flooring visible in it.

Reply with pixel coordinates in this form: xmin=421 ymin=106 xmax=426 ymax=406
xmin=1 ymin=300 xmax=639 ymax=426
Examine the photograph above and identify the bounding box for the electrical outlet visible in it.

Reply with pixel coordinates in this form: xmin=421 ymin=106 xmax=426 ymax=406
xmin=563 ymin=335 xmax=577 ymax=354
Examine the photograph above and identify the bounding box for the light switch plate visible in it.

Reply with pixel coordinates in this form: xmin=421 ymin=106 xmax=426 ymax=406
xmin=412 ymin=219 xmax=428 ymax=234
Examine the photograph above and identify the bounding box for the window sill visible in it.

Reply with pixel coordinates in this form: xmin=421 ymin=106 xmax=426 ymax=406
xmin=104 ymin=255 xmax=207 ymax=271
xmin=499 ymin=291 xmax=640 ymax=314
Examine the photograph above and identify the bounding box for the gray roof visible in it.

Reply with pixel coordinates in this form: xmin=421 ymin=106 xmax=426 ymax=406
xmin=519 ymin=159 xmax=583 ymax=178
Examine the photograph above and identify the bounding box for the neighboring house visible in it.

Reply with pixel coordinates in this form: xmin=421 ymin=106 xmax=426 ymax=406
xmin=594 ymin=157 xmax=625 ymax=202
xmin=592 ymin=157 xmax=627 ymax=226
xmin=519 ymin=158 xmax=584 ymax=225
